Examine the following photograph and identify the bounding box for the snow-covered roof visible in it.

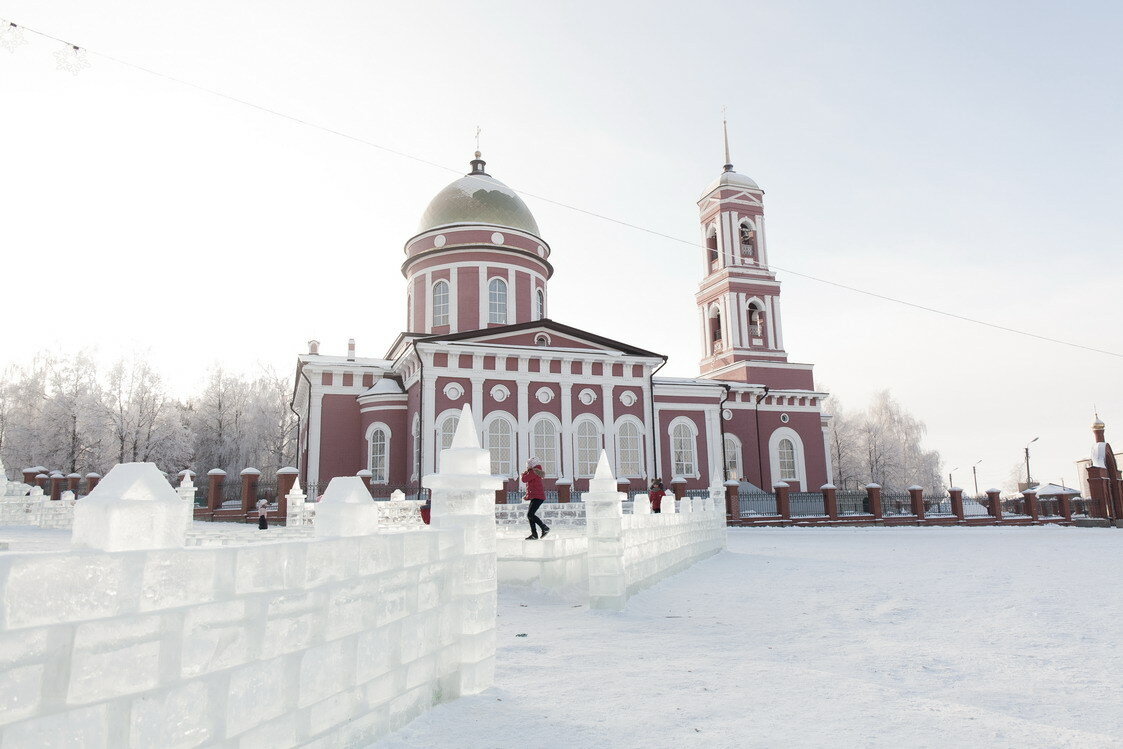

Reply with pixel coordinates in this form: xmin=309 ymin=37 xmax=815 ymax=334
xmin=1091 ymin=442 xmax=1107 ymax=469
xmin=701 ymin=169 xmax=760 ymax=196
xmin=362 ymin=378 xmax=405 ymax=396
xmin=297 ymin=354 xmax=393 ymax=370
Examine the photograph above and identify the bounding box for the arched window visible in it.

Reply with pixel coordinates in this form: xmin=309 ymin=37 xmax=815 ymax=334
xmin=432 ymin=280 xmax=449 ymax=327
xmin=488 ymin=278 xmax=507 ymax=324
xmin=367 ymin=424 xmax=390 ymax=483
xmin=724 ymin=435 xmax=742 ymax=481
xmin=437 ymin=412 xmax=460 ymax=470
xmin=535 ymin=288 xmax=545 ymax=321
xmin=747 ymin=301 xmax=763 ymax=337
xmin=485 ymin=415 xmax=515 ymax=477
xmin=739 ymin=220 xmax=756 ymax=260
xmin=778 ymin=439 xmax=798 ymax=481
xmin=617 ymin=420 xmax=642 ymax=477
xmin=768 ymin=427 xmax=806 ymax=491
xmin=574 ymin=419 xmax=601 ymax=477
xmin=671 ymin=420 xmax=697 ymax=478
xmin=706 ymin=226 xmax=718 ymax=266
xmin=709 ymin=305 xmax=723 ymax=347
xmin=531 ymin=417 xmax=559 ymax=477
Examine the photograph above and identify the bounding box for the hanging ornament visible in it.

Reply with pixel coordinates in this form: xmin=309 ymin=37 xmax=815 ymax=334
xmin=0 ymin=21 xmax=27 ymax=52
xmin=54 ymin=44 xmax=90 ymax=75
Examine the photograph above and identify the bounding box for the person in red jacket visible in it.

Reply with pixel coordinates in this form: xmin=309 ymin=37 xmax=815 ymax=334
xmin=648 ymin=478 xmax=666 ymax=514
xmin=520 ymin=457 xmax=550 ymax=540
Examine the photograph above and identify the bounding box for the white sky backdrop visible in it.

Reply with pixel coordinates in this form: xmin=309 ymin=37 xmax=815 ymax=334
xmin=1 ymin=0 xmax=1121 ymax=490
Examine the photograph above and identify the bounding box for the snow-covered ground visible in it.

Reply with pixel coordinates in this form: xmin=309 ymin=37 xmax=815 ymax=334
xmin=373 ymin=527 xmax=1123 ymax=749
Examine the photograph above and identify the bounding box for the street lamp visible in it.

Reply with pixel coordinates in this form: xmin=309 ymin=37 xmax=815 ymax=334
xmin=972 ymin=460 xmax=982 ymax=496
xmin=1025 ymin=437 xmax=1039 ymax=487
xmin=948 ymin=467 xmax=958 ymax=489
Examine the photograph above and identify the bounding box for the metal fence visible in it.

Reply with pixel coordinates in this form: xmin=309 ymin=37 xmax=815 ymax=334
xmin=738 ymin=491 xmax=777 ymax=516
xmin=310 ymin=483 xmax=429 ymax=502
xmin=923 ymin=494 xmax=954 ymax=516
xmin=1000 ymin=498 xmax=1029 ymax=517
xmin=880 ymin=492 xmax=913 ymax=516
xmin=836 ymin=491 xmax=869 ymax=516
xmin=963 ymin=496 xmax=991 ymax=517
xmin=789 ymin=492 xmax=826 ymax=517
xmin=506 ymin=490 xmax=562 ymax=503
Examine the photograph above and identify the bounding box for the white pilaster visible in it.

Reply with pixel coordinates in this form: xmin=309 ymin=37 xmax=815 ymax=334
xmin=560 ymin=379 xmax=574 ymax=481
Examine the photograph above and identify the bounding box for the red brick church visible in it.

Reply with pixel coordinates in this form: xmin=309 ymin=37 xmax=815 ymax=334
xmin=292 ymin=144 xmax=831 ymax=498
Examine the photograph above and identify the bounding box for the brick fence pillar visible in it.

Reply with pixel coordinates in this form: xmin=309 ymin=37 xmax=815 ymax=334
xmin=774 ymin=482 xmax=791 ymax=520
xmin=277 ymin=467 xmax=298 ymax=519
xmin=1059 ymin=491 xmax=1073 ymax=522
xmin=556 ymin=479 xmax=571 ymax=503
xmin=725 ymin=480 xmax=740 ymax=521
xmin=866 ymin=483 xmax=882 ymax=520
xmin=207 ymin=469 xmax=226 ymax=512
xmin=49 ymin=473 xmax=65 ymax=501
xmin=908 ymin=485 xmax=925 ymax=520
xmin=949 ymin=488 xmax=965 ymax=522
xmin=35 ymin=473 xmax=49 ymax=491
xmin=240 ymin=468 xmax=260 ymax=516
xmin=1023 ymin=489 xmax=1039 ymax=523
xmin=822 ymin=484 xmax=838 ymax=520
xmin=986 ymin=489 xmax=1003 ymax=522
xmin=671 ymin=477 xmax=687 ymax=501
xmin=21 ymin=468 xmax=37 ymax=485
xmin=67 ymin=472 xmax=81 ymax=494
xmin=85 ymin=472 xmax=101 ymax=494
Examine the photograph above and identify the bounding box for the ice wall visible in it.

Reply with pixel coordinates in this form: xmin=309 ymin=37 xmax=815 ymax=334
xmin=0 ymin=435 xmax=500 ymax=747
xmin=584 ymin=453 xmax=726 ymax=610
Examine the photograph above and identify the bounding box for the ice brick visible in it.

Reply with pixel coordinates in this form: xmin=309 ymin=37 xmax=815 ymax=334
xmin=129 ymin=681 xmax=212 ymax=748
xmin=2 ymin=553 xmax=132 ymax=629
xmin=225 ymin=658 xmax=288 ymax=738
xmin=181 ymin=601 xmax=255 ymax=678
xmin=140 ymin=550 xmax=218 ymax=612
xmin=68 ymin=614 xmax=166 ymax=704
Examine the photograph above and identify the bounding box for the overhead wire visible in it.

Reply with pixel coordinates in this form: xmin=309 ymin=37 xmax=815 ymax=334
xmin=4 ymin=18 xmax=1121 ymax=360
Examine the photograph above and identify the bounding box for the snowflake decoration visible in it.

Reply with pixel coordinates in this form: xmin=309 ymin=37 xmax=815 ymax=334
xmin=0 ymin=22 xmax=27 ymax=53
xmin=54 ymin=45 xmax=90 ymax=75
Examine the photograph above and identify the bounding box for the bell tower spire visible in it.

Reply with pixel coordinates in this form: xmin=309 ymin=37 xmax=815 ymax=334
xmin=695 ymin=126 xmax=789 ymax=382
xmin=722 ymin=107 xmax=734 ymax=172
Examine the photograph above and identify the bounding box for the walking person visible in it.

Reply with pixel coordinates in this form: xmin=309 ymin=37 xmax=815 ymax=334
xmin=521 ymin=457 xmax=550 ymax=540
xmin=649 ymin=478 xmax=666 ymax=514
xmin=256 ymin=497 xmax=269 ymax=530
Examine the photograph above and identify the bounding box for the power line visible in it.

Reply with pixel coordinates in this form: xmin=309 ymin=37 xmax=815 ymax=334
xmin=4 ymin=18 xmax=1121 ymax=360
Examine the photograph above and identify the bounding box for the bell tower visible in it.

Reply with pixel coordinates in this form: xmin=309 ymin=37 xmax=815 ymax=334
xmin=696 ymin=124 xmax=789 ymax=382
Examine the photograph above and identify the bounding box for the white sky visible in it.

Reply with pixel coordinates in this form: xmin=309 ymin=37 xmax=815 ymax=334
xmin=2 ymin=1 xmax=1121 ymax=491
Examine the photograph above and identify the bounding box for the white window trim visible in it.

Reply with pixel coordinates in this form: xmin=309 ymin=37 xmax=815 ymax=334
xmin=488 ymin=277 xmax=508 ymax=325
xmin=668 ymin=416 xmax=701 ymax=480
xmin=411 ymin=414 xmax=420 ymax=482
xmin=768 ymin=426 xmax=806 ymax=491
xmin=529 ymin=413 xmax=563 ymax=478
xmin=614 ymin=415 xmax=645 ymax=478
xmin=572 ymin=415 xmax=604 ymax=478
xmin=365 ymin=422 xmax=391 ymax=485
xmin=482 ymin=411 xmax=517 ymax=478
xmin=724 ymin=433 xmax=743 ymax=482
xmin=432 ymin=280 xmax=450 ymax=327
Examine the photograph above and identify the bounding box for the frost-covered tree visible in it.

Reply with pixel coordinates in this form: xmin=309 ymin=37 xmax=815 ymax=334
xmin=0 ymin=353 xmax=295 ymax=480
xmin=823 ymin=390 xmax=942 ymax=492
xmin=103 ymin=355 xmax=192 ymax=471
